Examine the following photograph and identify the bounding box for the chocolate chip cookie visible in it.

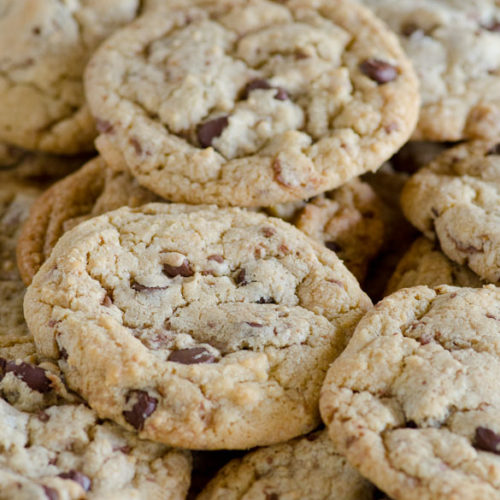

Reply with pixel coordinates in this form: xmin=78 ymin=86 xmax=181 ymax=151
xmin=295 ymin=178 xmax=385 ymax=283
xmin=0 ymin=397 xmax=191 ymax=499
xmin=86 ymin=0 xmax=419 ymax=206
xmin=321 ymin=285 xmax=500 ymax=500
xmin=386 ymin=237 xmax=488 ymax=294
xmin=25 ymin=204 xmax=371 ymax=449
xmin=0 ymin=0 xmax=140 ymax=153
xmin=16 ymin=156 xmax=159 ymax=285
xmin=360 ymin=0 xmax=500 ymax=141
xmin=197 ymin=430 xmax=376 ymax=500
xmin=401 ymin=140 xmax=500 ymax=283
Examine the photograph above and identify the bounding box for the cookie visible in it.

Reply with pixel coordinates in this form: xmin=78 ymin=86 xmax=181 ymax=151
xmin=0 ymin=397 xmax=191 ymax=499
xmin=295 ymin=178 xmax=385 ymax=283
xmin=0 ymin=177 xmax=43 ymax=281
xmin=197 ymin=430 xmax=375 ymax=500
xmin=0 ymin=0 xmax=140 ymax=153
xmin=17 ymin=156 xmax=159 ymax=285
xmin=25 ymin=204 xmax=371 ymax=449
xmin=85 ymin=0 xmax=419 ymax=206
xmin=321 ymin=285 xmax=500 ymax=500
xmin=401 ymin=140 xmax=500 ymax=283
xmin=386 ymin=237 xmax=487 ymax=295
xmin=359 ymin=0 xmax=500 ymax=141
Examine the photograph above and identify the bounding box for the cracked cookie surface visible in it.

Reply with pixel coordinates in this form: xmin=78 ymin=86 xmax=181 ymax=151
xmin=0 ymin=0 xmax=140 ymax=153
xmin=0 ymin=396 xmax=191 ymax=500
xmin=24 ymin=204 xmax=371 ymax=449
xmin=320 ymin=285 xmax=500 ymax=500
xmin=359 ymin=0 xmax=500 ymax=141
xmin=197 ymin=429 xmax=375 ymax=500
xmin=386 ymin=237 xmax=488 ymax=294
xmin=17 ymin=156 xmax=159 ymax=285
xmin=401 ymin=140 xmax=500 ymax=283
xmin=86 ymin=0 xmax=419 ymax=206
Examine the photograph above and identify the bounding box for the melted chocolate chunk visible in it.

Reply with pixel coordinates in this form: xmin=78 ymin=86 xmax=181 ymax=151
xmin=59 ymin=470 xmax=91 ymax=492
xmin=257 ymin=296 xmax=276 ymax=304
xmin=168 ymin=347 xmax=216 ymax=365
xmin=42 ymin=485 xmax=59 ymax=500
xmin=265 ymin=493 xmax=279 ymax=500
xmin=123 ymin=390 xmax=158 ymax=431
xmin=208 ymin=254 xmax=224 ymax=263
xmin=163 ymin=259 xmax=194 ymax=278
xmin=235 ymin=268 xmax=248 ymax=286
xmin=246 ymin=322 xmax=263 ymax=328
xmin=243 ymin=79 xmax=272 ymax=97
xmin=475 ymin=427 xmax=500 ymax=454
xmin=197 ymin=116 xmax=229 ymax=148
xmin=131 ymin=280 xmax=168 ymax=292
xmin=360 ymin=59 xmax=399 ymax=84
xmin=274 ymin=87 xmax=289 ymax=101
xmin=0 ymin=359 xmax=52 ymax=393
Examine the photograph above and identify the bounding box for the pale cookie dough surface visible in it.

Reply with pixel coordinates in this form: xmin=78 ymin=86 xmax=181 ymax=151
xmin=295 ymin=178 xmax=385 ymax=283
xmin=17 ymin=156 xmax=159 ymax=285
xmin=25 ymin=204 xmax=371 ymax=449
xmin=197 ymin=429 xmax=375 ymax=500
xmin=360 ymin=0 xmax=500 ymax=141
xmin=401 ymin=140 xmax=500 ymax=283
xmin=86 ymin=0 xmax=419 ymax=206
xmin=320 ymin=285 xmax=500 ymax=500
xmin=0 ymin=177 xmax=42 ymax=281
xmin=0 ymin=398 xmax=191 ymax=500
xmin=0 ymin=0 xmax=140 ymax=153
xmin=386 ymin=237 xmax=488 ymax=294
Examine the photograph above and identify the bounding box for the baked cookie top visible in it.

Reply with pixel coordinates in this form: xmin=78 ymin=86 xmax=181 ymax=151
xmin=0 ymin=0 xmax=140 ymax=153
xmin=386 ymin=237 xmax=487 ymax=295
xmin=25 ymin=204 xmax=371 ymax=449
xmin=401 ymin=140 xmax=500 ymax=283
xmin=321 ymin=285 xmax=500 ymax=500
xmin=197 ymin=430 xmax=375 ymax=500
xmin=16 ymin=156 xmax=158 ymax=285
xmin=0 ymin=397 xmax=191 ymax=500
xmin=295 ymin=178 xmax=385 ymax=283
xmin=86 ymin=0 xmax=419 ymax=206
xmin=359 ymin=0 xmax=500 ymax=141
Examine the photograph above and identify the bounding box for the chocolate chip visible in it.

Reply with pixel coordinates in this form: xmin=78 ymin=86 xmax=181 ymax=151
xmin=32 ymin=26 xmax=41 ymax=35
xmin=475 ymin=427 xmax=500 ymax=454
xmin=360 ymin=59 xmax=399 ymax=84
xmin=197 ymin=116 xmax=229 ymax=148
xmin=122 ymin=390 xmax=158 ymax=431
xmin=48 ymin=319 xmax=58 ymax=328
xmin=95 ymin=118 xmax=114 ymax=134
xmin=59 ymin=470 xmax=91 ymax=492
xmin=163 ymin=259 xmax=194 ymax=278
xmin=129 ymin=137 xmax=142 ymax=155
xmin=208 ymin=254 xmax=224 ymax=263
xmin=37 ymin=411 xmax=50 ymax=422
xmin=243 ymin=79 xmax=272 ymax=98
xmin=59 ymin=347 xmax=68 ymax=360
xmin=274 ymin=87 xmax=289 ymax=101
xmin=406 ymin=420 xmax=418 ymax=428
xmin=0 ymin=359 xmax=52 ymax=393
xmin=235 ymin=268 xmax=248 ymax=286
xmin=325 ymin=241 xmax=342 ymax=252
xmin=131 ymin=280 xmax=168 ymax=292
xmin=42 ymin=486 xmax=59 ymax=500
xmin=168 ymin=347 xmax=216 ymax=365
xmin=257 ymin=296 xmax=276 ymax=304
xmin=487 ymin=143 xmax=500 ymax=155
xmin=246 ymin=322 xmax=263 ymax=327
xmin=265 ymin=493 xmax=279 ymax=500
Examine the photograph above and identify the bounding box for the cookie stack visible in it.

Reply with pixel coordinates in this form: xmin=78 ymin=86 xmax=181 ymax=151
xmin=2 ymin=0 xmax=500 ymax=499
